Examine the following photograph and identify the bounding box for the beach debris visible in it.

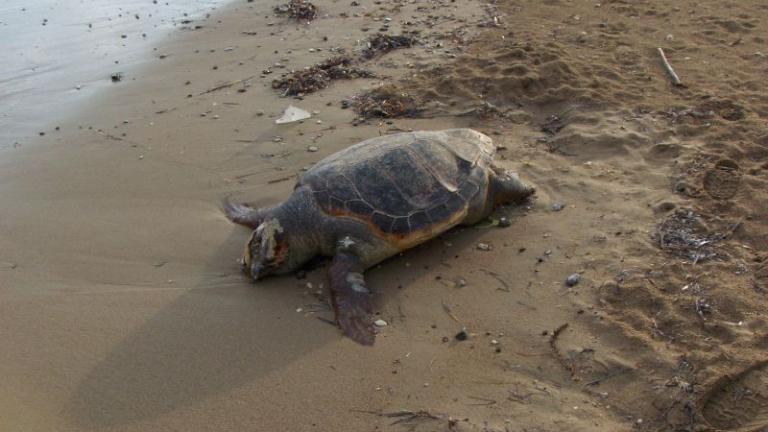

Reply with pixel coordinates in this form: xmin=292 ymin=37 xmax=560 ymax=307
xmin=351 ymin=409 xmax=442 ymax=428
xmin=541 ymin=114 xmax=569 ymax=136
xmin=275 ymin=105 xmax=311 ymax=124
xmin=198 ymin=75 xmax=255 ymax=95
xmin=476 ymin=242 xmax=491 ymax=251
xmin=272 ymin=56 xmax=374 ymax=96
xmin=455 ymin=327 xmax=469 ymax=341
xmin=354 ymin=85 xmax=421 ymax=119
xmin=362 ymin=33 xmax=418 ymax=59
xmin=110 ymin=72 xmax=123 ymax=82
xmin=274 ymin=0 xmax=318 ymax=21
xmin=549 ymin=323 xmax=577 ymax=379
xmin=374 ymin=319 xmax=388 ymax=327
xmin=480 ymin=269 xmax=511 ymax=292
xmin=657 ymin=47 xmax=684 ymax=87
xmin=653 ymin=209 xmax=739 ymax=263
xmin=694 ymin=297 xmax=712 ymax=320
xmin=565 ymin=273 xmax=581 ymax=287
xmin=442 ymin=301 xmax=460 ymax=322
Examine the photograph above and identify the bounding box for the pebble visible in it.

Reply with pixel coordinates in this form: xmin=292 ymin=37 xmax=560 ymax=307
xmin=565 ymin=273 xmax=581 ymax=287
xmin=497 ymin=217 xmax=511 ymax=227
xmin=374 ymin=319 xmax=388 ymax=327
xmin=307 ymin=146 xmax=319 ymax=152
xmin=551 ymin=202 xmax=566 ymax=211
xmin=455 ymin=327 xmax=469 ymax=341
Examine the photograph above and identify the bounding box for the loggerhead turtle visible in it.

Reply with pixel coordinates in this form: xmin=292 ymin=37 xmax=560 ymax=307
xmin=224 ymin=129 xmax=534 ymax=345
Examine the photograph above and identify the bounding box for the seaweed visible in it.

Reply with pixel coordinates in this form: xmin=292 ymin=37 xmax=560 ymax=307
xmin=354 ymin=85 xmax=422 ymax=118
xmin=272 ymin=56 xmax=375 ymax=96
xmin=274 ymin=0 xmax=318 ymax=21
xmin=361 ymin=33 xmax=418 ymax=59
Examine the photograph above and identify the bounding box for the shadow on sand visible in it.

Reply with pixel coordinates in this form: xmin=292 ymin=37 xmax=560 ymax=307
xmin=69 ymin=231 xmax=336 ymax=428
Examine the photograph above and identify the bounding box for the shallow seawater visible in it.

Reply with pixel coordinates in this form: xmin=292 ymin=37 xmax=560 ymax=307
xmin=0 ymin=0 xmax=230 ymax=145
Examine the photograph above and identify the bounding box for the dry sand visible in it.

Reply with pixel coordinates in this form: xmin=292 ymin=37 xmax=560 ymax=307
xmin=1 ymin=0 xmax=767 ymax=431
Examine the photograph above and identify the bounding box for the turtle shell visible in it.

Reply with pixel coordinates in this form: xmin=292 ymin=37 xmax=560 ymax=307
xmin=298 ymin=129 xmax=495 ymax=245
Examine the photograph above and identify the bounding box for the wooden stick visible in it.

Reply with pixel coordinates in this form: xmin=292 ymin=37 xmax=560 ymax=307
xmin=198 ymin=75 xmax=255 ymax=95
xmin=657 ymin=47 xmax=683 ymax=87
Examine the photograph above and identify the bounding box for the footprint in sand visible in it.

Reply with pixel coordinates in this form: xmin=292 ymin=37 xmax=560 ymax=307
xmin=703 ymin=159 xmax=742 ymax=200
xmin=701 ymin=360 xmax=768 ymax=431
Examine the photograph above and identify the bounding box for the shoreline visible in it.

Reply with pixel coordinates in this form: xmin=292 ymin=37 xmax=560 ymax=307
xmin=0 ymin=0 xmax=231 ymax=145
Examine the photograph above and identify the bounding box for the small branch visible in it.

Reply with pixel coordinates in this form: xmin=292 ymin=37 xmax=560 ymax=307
xmin=441 ymin=301 xmax=460 ymax=323
xmin=198 ymin=75 xmax=255 ymax=95
xmin=267 ymin=175 xmax=294 ymax=185
xmin=466 ymin=396 xmax=497 ymax=406
xmin=480 ymin=269 xmax=510 ymax=292
xmin=657 ymin=47 xmax=683 ymax=87
xmin=549 ymin=323 xmax=578 ymax=379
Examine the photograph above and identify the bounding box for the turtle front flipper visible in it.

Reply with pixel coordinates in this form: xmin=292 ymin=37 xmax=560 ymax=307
xmin=222 ymin=198 xmax=268 ymax=229
xmin=328 ymin=250 xmax=375 ymax=346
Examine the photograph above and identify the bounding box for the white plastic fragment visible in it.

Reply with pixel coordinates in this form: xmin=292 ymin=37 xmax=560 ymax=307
xmin=275 ymin=105 xmax=311 ymax=124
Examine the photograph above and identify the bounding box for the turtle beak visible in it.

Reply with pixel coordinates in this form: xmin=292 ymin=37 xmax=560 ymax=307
xmin=250 ymin=262 xmax=265 ymax=280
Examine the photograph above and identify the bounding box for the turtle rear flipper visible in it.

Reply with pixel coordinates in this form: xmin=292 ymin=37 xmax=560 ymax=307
xmin=328 ymin=251 xmax=375 ymax=345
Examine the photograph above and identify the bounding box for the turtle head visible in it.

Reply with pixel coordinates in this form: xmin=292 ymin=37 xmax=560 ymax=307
xmin=241 ymin=217 xmax=317 ymax=280
xmin=242 ymin=218 xmax=292 ymax=280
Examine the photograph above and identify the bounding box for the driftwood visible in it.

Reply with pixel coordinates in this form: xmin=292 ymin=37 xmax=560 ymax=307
xmin=657 ymin=47 xmax=683 ymax=87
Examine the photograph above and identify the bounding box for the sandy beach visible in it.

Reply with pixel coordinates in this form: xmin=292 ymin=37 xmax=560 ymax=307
xmin=1 ymin=0 xmax=767 ymax=431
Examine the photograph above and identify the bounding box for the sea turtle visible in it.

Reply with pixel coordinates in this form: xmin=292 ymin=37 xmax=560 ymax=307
xmin=224 ymin=129 xmax=534 ymax=345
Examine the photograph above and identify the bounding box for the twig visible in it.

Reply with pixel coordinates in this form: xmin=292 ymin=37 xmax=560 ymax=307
xmin=315 ymin=316 xmax=337 ymax=327
xmin=267 ymin=175 xmax=294 ymax=184
xmin=583 ymin=368 xmax=631 ymax=387
xmin=507 ymin=386 xmax=534 ymax=404
xmin=549 ymin=323 xmax=578 ymax=379
xmin=198 ymin=75 xmax=255 ymax=95
xmin=514 ymin=350 xmax=549 ymax=357
xmin=657 ymin=47 xmax=683 ymax=87
xmin=351 ymin=409 xmax=442 ymax=427
xmin=467 ymin=396 xmax=497 ymax=406
xmin=441 ymin=301 xmax=460 ymax=323
xmin=481 ymin=269 xmax=510 ymax=292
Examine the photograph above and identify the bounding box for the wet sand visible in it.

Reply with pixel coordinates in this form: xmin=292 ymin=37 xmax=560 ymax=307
xmin=0 ymin=0 xmax=228 ymax=144
xmin=1 ymin=0 xmax=768 ymax=431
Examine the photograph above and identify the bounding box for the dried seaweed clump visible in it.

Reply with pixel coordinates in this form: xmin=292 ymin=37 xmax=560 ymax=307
xmin=274 ymin=0 xmax=318 ymax=21
xmin=652 ymin=209 xmax=733 ymax=263
xmin=272 ymin=56 xmax=375 ymax=96
xmin=362 ymin=33 xmax=418 ymax=59
xmin=354 ymin=85 xmax=421 ymax=118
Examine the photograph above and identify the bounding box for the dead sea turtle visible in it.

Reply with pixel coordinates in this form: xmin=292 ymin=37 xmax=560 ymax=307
xmin=224 ymin=129 xmax=534 ymax=345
